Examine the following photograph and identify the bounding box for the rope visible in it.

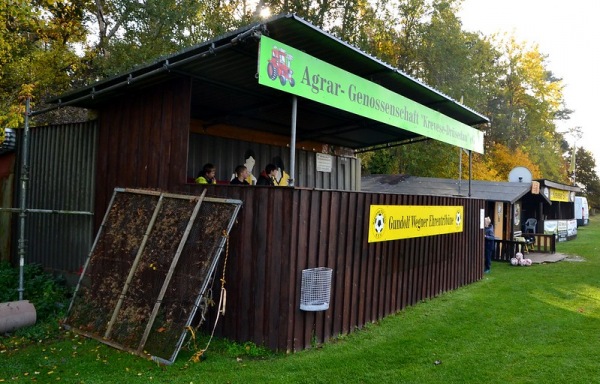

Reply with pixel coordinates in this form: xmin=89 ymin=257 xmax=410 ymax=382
xmin=189 ymin=231 xmax=229 ymax=362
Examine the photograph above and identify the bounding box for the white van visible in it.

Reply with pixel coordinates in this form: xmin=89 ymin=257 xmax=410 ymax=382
xmin=575 ymin=196 xmax=589 ymax=226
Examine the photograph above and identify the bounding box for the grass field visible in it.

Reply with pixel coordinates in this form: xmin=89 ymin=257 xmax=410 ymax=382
xmin=2 ymin=217 xmax=599 ymax=383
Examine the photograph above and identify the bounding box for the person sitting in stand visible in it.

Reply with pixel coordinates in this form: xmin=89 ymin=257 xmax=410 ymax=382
xmin=230 ymin=165 xmax=250 ymax=185
xmin=272 ymin=155 xmax=290 ymax=186
xmin=195 ymin=163 xmax=216 ymax=184
xmin=256 ymin=164 xmax=277 ymax=186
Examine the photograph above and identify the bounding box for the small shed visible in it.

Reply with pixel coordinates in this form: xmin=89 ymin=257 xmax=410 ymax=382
xmin=3 ymin=14 xmax=491 ymax=352
xmin=533 ymin=179 xmax=580 ymax=241
xmin=362 ymin=175 xmax=580 ymax=242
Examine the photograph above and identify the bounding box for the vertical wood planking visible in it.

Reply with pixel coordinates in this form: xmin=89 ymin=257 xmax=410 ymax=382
xmin=358 ymin=192 xmax=370 ymax=327
xmin=267 ymin=188 xmax=284 ymax=350
xmin=293 ymin=189 xmax=310 ymax=350
xmin=135 ymin=174 xmax=484 ymax=354
xmin=334 ymin=191 xmax=349 ymax=336
xmin=323 ymin=191 xmax=337 ymax=342
xmin=348 ymin=191 xmax=360 ymax=332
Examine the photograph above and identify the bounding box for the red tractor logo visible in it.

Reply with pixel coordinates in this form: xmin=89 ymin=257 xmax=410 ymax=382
xmin=267 ymin=47 xmax=295 ymax=87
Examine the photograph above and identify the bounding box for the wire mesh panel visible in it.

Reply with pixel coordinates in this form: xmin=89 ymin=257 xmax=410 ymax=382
xmin=64 ymin=188 xmax=242 ymax=364
xmin=143 ymin=198 xmax=241 ymax=362
xmin=300 ymin=267 xmax=333 ymax=311
xmin=65 ymin=191 xmax=159 ymax=336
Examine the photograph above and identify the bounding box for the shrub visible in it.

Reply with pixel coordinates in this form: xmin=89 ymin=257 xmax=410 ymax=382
xmin=0 ymin=262 xmax=70 ymax=320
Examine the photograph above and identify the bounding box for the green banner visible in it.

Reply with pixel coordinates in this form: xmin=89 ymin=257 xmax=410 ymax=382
xmin=258 ymin=36 xmax=484 ymax=153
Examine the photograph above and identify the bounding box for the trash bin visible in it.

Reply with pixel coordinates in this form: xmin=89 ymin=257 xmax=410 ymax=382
xmin=300 ymin=267 xmax=332 ymax=311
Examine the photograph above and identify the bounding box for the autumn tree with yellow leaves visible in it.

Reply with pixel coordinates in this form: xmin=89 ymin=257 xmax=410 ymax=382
xmin=0 ymin=0 xmax=591 ymax=187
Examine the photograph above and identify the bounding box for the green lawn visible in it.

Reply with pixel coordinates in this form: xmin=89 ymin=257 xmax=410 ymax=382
xmin=2 ymin=218 xmax=600 ymax=383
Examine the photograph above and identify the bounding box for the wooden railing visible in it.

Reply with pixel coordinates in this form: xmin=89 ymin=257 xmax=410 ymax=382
xmin=492 ymin=234 xmax=556 ymax=262
xmin=527 ymin=234 xmax=556 ymax=254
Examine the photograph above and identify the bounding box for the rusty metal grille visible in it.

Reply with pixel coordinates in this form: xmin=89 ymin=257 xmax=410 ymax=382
xmin=64 ymin=188 xmax=242 ymax=364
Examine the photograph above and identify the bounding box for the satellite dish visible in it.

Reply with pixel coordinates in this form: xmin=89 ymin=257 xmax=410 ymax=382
xmin=508 ymin=166 xmax=532 ymax=183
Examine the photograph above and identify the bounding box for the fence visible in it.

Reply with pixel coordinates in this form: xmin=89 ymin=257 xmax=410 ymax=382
xmin=176 ymin=184 xmax=486 ymax=352
xmin=492 ymin=234 xmax=556 ymax=262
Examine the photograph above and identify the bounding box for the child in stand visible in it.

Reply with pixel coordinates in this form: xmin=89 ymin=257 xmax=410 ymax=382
xmin=195 ymin=163 xmax=217 ymax=184
xmin=230 ymin=165 xmax=250 ymax=185
xmin=256 ymin=164 xmax=277 ymax=186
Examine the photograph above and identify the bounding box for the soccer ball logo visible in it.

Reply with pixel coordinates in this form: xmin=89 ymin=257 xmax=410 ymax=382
xmin=455 ymin=211 xmax=461 ymax=226
xmin=374 ymin=211 xmax=385 ymax=234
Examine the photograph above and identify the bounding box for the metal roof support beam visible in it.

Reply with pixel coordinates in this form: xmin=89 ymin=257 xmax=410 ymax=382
xmin=354 ymin=137 xmax=430 ymax=154
xmin=173 ymin=69 xmax=269 ymax=101
xmin=469 ymin=149 xmax=473 ymax=197
xmin=289 ymin=96 xmax=297 ymax=187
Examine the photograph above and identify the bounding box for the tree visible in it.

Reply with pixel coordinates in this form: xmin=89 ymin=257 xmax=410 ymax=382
xmin=483 ymin=35 xmax=569 ymax=181
xmin=360 ymin=148 xmax=399 ymax=175
xmin=0 ymin=0 xmax=88 ymax=127
xmin=419 ymin=0 xmax=470 ymax=97
xmin=83 ymin=0 xmax=252 ymax=78
xmin=571 ymin=147 xmax=600 ymax=211
xmin=459 ymin=151 xmax=501 ymax=181
xmin=485 ymin=142 xmax=541 ymax=181
xmin=394 ymin=140 xmax=462 ymax=179
xmin=2 ymin=0 xmax=589 ymax=187
xmin=385 ymin=0 xmax=429 ymax=76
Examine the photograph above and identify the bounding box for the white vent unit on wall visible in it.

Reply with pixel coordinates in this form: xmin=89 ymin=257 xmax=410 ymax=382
xmin=0 ymin=128 xmax=16 ymax=155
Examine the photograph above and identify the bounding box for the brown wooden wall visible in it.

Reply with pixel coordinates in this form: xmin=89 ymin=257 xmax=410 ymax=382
xmin=95 ymin=77 xmax=192 ymax=229
xmin=0 ymin=153 xmax=16 ymax=262
xmin=37 ymin=75 xmax=486 ymax=353
xmin=176 ymin=184 xmax=485 ymax=352
xmin=12 ymin=105 xmax=486 ymax=353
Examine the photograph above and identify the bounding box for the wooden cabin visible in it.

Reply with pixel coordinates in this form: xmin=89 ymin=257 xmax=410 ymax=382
xmin=1 ymin=15 xmax=491 ymax=352
xmin=362 ymin=175 xmax=580 ymax=241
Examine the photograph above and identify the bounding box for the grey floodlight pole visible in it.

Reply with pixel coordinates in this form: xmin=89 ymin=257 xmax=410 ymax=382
xmin=468 ymin=149 xmax=473 ymax=197
xmin=289 ymin=96 xmax=297 ymax=187
xmin=458 ymin=147 xmax=462 ymax=195
xmin=18 ymin=98 xmax=31 ymax=300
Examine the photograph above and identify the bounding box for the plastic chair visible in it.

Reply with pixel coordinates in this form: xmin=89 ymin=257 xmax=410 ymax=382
xmin=524 ymin=218 xmax=537 ymax=233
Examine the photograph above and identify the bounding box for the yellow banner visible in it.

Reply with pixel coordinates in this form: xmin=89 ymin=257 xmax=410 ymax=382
xmin=368 ymin=205 xmax=463 ymax=243
xmin=549 ymin=188 xmax=569 ymax=202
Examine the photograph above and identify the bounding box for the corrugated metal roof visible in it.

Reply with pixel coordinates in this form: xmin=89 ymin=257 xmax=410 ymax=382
xmin=361 ymin=175 xmax=544 ymax=204
xmin=48 ymin=14 xmax=489 ymax=150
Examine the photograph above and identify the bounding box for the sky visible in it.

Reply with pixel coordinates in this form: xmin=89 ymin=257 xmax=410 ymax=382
xmin=458 ymin=0 xmax=600 ymax=171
